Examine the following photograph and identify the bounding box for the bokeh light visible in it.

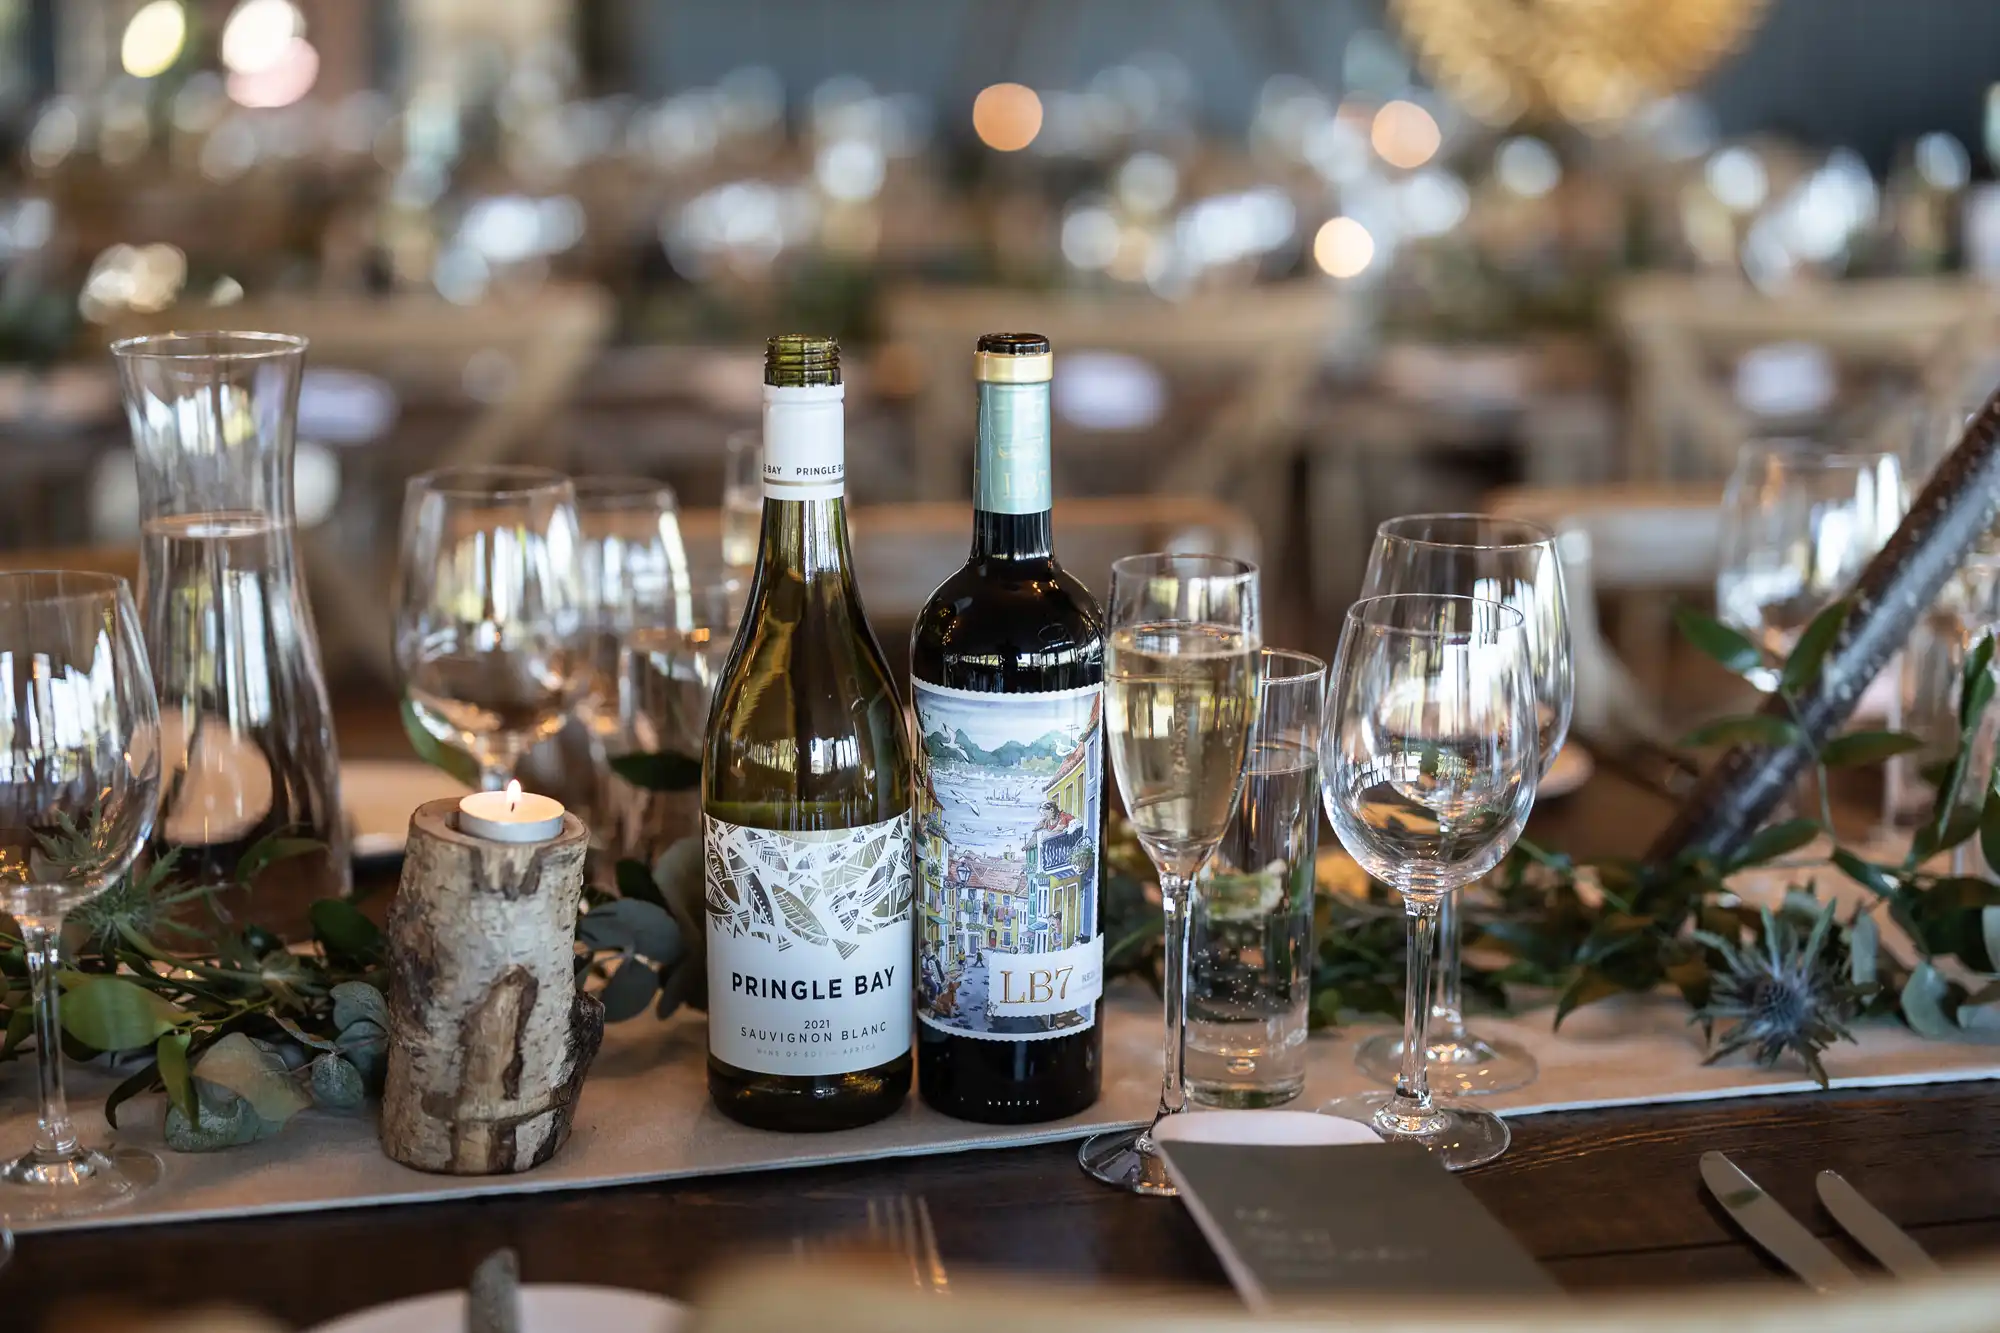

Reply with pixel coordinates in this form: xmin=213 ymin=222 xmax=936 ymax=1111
xmin=1313 ymin=217 xmax=1375 ymax=278
xmin=121 ymin=0 xmax=187 ymax=79
xmin=973 ymin=83 xmax=1044 ymax=152
xmin=1370 ymin=100 xmax=1440 ymax=169
xmin=227 ymin=37 xmax=320 ymax=108
xmin=221 ymin=0 xmax=303 ymax=76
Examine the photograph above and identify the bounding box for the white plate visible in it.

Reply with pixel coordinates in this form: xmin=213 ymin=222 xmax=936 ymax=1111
xmin=343 ymin=759 xmax=471 ymax=859
xmin=1538 ymin=744 xmax=1593 ymax=801
xmin=310 ymin=1284 xmax=685 ymax=1333
xmin=1155 ymin=1109 xmax=1383 ymax=1147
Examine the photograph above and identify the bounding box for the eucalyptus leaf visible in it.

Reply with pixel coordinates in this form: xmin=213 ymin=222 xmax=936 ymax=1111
xmin=1818 ymin=730 xmax=1924 ymax=769
xmin=193 ymin=1032 xmax=311 ymax=1127
xmin=580 ymin=898 xmax=681 ymax=964
xmin=308 ymin=1053 xmax=366 ymax=1110
xmin=1680 ymin=715 xmax=1802 ymax=749
xmin=61 ymin=976 xmax=187 ymax=1052
xmin=1850 ymin=913 xmax=1879 ymax=987
xmin=400 ymin=697 xmax=483 ymax=788
xmin=336 ymin=1018 xmax=388 ymax=1089
xmin=330 ymin=981 xmax=389 ymax=1034
xmin=608 ymin=750 xmax=702 ymax=792
xmin=164 ymin=1085 xmax=267 ymax=1152
xmin=598 ymin=956 xmax=659 ymax=1022
xmin=614 ymin=857 xmax=666 ymax=909
xmin=1779 ymin=599 xmax=1848 ymax=696
xmin=1901 ymin=962 xmax=1963 ymax=1039
xmin=1672 ymin=606 xmax=1764 ymax=677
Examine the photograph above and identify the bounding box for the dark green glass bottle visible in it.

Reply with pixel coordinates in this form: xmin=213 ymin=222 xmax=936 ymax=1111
xmin=702 ymin=335 xmax=914 ymax=1132
xmin=909 ymin=333 xmax=1107 ymax=1124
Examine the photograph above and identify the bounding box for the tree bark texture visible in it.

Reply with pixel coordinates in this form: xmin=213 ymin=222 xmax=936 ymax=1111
xmin=1648 ymin=385 xmax=2000 ymax=866
xmin=380 ymin=798 xmax=603 ymax=1175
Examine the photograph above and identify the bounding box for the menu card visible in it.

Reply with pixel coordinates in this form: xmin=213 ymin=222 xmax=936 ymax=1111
xmin=1157 ymin=1140 xmax=1556 ymax=1308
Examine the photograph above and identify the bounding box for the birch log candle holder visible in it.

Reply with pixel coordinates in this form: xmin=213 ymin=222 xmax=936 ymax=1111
xmin=380 ymin=796 xmax=603 ymax=1175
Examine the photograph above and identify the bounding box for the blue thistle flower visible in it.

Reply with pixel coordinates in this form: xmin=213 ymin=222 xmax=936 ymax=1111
xmin=1693 ymin=899 xmax=1872 ymax=1088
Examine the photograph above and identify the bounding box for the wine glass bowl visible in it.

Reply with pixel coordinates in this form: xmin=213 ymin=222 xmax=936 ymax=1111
xmin=395 ymin=466 xmax=586 ymax=791
xmin=0 ymin=570 xmax=165 ymax=1216
xmin=1318 ymin=594 xmax=1538 ymax=1171
xmin=1079 ymin=553 xmax=1261 ymax=1196
xmin=1354 ymin=513 xmax=1572 ymax=1095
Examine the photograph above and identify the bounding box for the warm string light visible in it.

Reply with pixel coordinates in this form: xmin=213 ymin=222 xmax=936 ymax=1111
xmin=973 ymin=83 xmax=1044 ymax=152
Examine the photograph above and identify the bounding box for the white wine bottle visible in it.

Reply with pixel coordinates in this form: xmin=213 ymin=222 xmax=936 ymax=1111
xmin=702 ymin=334 xmax=913 ymax=1132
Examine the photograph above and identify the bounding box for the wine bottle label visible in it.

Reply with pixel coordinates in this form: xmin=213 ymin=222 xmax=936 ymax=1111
xmin=912 ymin=680 xmax=1105 ymax=1041
xmin=974 ymin=381 xmax=1052 ymax=515
xmin=762 ymin=383 xmax=845 ymax=501
xmin=704 ymin=812 xmax=913 ymax=1075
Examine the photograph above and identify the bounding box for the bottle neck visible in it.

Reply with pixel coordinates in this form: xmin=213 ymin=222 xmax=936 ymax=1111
xmin=754 ymin=380 xmax=856 ymax=583
xmin=971 ymin=378 xmax=1054 ymax=562
xmin=755 ymin=495 xmax=855 ymax=583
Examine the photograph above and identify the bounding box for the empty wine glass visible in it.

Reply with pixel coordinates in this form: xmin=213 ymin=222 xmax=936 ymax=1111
xmin=1079 ymin=553 xmax=1261 ymax=1196
xmin=1318 ymin=595 xmax=1539 ymax=1171
xmin=396 ymin=466 xmax=586 ymax=791
xmin=1353 ymin=514 xmax=1572 ymax=1095
xmin=1715 ymin=441 xmax=1906 ymax=690
xmin=722 ymin=430 xmax=762 ymax=608
xmin=0 ymin=571 xmax=164 ymax=1217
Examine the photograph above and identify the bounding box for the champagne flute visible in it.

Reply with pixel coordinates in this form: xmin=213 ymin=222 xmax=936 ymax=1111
xmin=395 ymin=466 xmax=586 ymax=791
xmin=0 ymin=571 xmax=164 ymax=1217
xmin=1318 ymin=595 xmax=1539 ymax=1171
xmin=1354 ymin=514 xmax=1572 ymax=1095
xmin=1079 ymin=553 xmax=1261 ymax=1196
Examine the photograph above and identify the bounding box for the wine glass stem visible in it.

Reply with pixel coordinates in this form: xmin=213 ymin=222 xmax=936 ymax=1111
xmin=1394 ymin=895 xmax=1442 ymax=1117
xmin=1432 ymin=892 xmax=1468 ymax=1040
xmin=1155 ymin=870 xmax=1192 ymax=1121
xmin=19 ymin=919 xmax=79 ymax=1161
xmin=477 ymin=761 xmax=513 ymax=792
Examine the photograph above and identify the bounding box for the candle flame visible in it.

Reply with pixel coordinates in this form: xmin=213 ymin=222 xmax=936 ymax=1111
xmin=505 ymin=779 xmax=523 ymax=812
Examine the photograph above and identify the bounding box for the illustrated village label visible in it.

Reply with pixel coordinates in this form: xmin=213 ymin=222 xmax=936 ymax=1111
xmin=912 ymin=680 xmax=1105 ymax=1041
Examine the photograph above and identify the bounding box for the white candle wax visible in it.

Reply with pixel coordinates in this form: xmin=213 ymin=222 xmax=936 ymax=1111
xmin=456 ymin=780 xmax=566 ymax=843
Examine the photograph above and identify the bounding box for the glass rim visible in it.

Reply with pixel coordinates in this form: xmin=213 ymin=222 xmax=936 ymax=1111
xmin=1109 ymin=551 xmax=1258 ymax=584
xmin=1344 ymin=593 xmax=1527 ymax=640
xmin=1259 ymin=646 xmax=1327 ymax=684
xmin=410 ymin=464 xmax=573 ymax=500
xmin=109 ymin=330 xmax=308 ymax=362
xmin=1374 ymin=512 xmax=1556 ymax=553
xmin=1736 ymin=437 xmax=1903 ymax=469
xmin=0 ymin=569 xmax=134 ymax=604
xmin=572 ymin=474 xmax=681 ymax=508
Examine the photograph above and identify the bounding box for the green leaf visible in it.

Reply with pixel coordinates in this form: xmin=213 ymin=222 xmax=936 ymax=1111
xmin=308 ymin=1053 xmax=366 ymax=1110
xmin=61 ymin=976 xmax=187 ymax=1052
xmin=103 ymin=1058 xmax=161 ymax=1131
xmin=399 ymin=696 xmax=483 ymax=788
xmin=163 ymin=1085 xmax=267 ymax=1152
xmin=580 ymin=898 xmax=680 ymax=964
xmin=598 ymin=956 xmax=659 ymax=1022
xmin=157 ymin=1030 xmax=196 ymax=1125
xmin=310 ymin=899 xmax=383 ymax=964
xmin=1673 ymin=606 xmax=1764 ymax=677
xmin=1554 ymin=968 xmax=1629 ymax=1027
xmin=335 ymin=1018 xmax=387 ymax=1089
xmin=1819 ymin=730 xmax=1924 ymax=769
xmin=1850 ymin=913 xmax=1879 ymax=987
xmin=330 ymin=981 xmax=389 ymax=1033
xmin=193 ymin=1032 xmax=311 ymax=1127
xmin=1902 ymin=961 xmax=1963 ymax=1039
xmin=615 ymin=857 xmax=667 ymax=909
xmin=1727 ymin=818 xmax=1820 ymax=870
xmin=1778 ymin=599 xmax=1848 ymax=696
xmin=236 ymin=834 xmax=324 ymax=887
xmin=1981 ymin=786 xmax=2000 ymax=880
xmin=1832 ymin=850 xmax=1898 ymax=898
xmin=1680 ymin=715 xmax=1802 ymax=749
xmin=608 ymin=750 xmax=703 ymax=792
xmin=1961 ymin=633 xmax=1997 ymax=732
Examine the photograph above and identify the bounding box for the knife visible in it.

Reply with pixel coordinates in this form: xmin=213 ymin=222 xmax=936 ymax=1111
xmin=1701 ymin=1151 xmax=1861 ymax=1293
xmin=1816 ymin=1170 xmax=1940 ymax=1279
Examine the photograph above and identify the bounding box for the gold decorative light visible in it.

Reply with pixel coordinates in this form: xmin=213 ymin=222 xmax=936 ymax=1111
xmin=1390 ymin=0 xmax=1770 ymax=129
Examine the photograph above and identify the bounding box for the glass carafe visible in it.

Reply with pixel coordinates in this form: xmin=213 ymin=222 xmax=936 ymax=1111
xmin=112 ymin=332 xmax=350 ymax=900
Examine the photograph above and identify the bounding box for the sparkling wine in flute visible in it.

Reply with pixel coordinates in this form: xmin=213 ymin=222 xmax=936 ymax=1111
xmin=702 ymin=335 xmax=913 ymax=1133
xmin=1106 ymin=623 xmax=1260 ymax=878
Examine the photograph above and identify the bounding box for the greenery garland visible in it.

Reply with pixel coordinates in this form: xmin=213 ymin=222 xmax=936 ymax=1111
xmin=6 ymin=601 xmax=1996 ymax=1155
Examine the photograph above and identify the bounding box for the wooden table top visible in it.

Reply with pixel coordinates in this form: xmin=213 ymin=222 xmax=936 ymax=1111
xmin=13 ymin=729 xmax=2000 ymax=1328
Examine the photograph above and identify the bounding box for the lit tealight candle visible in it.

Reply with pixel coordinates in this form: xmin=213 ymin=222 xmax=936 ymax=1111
xmin=456 ymin=780 xmax=566 ymax=843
